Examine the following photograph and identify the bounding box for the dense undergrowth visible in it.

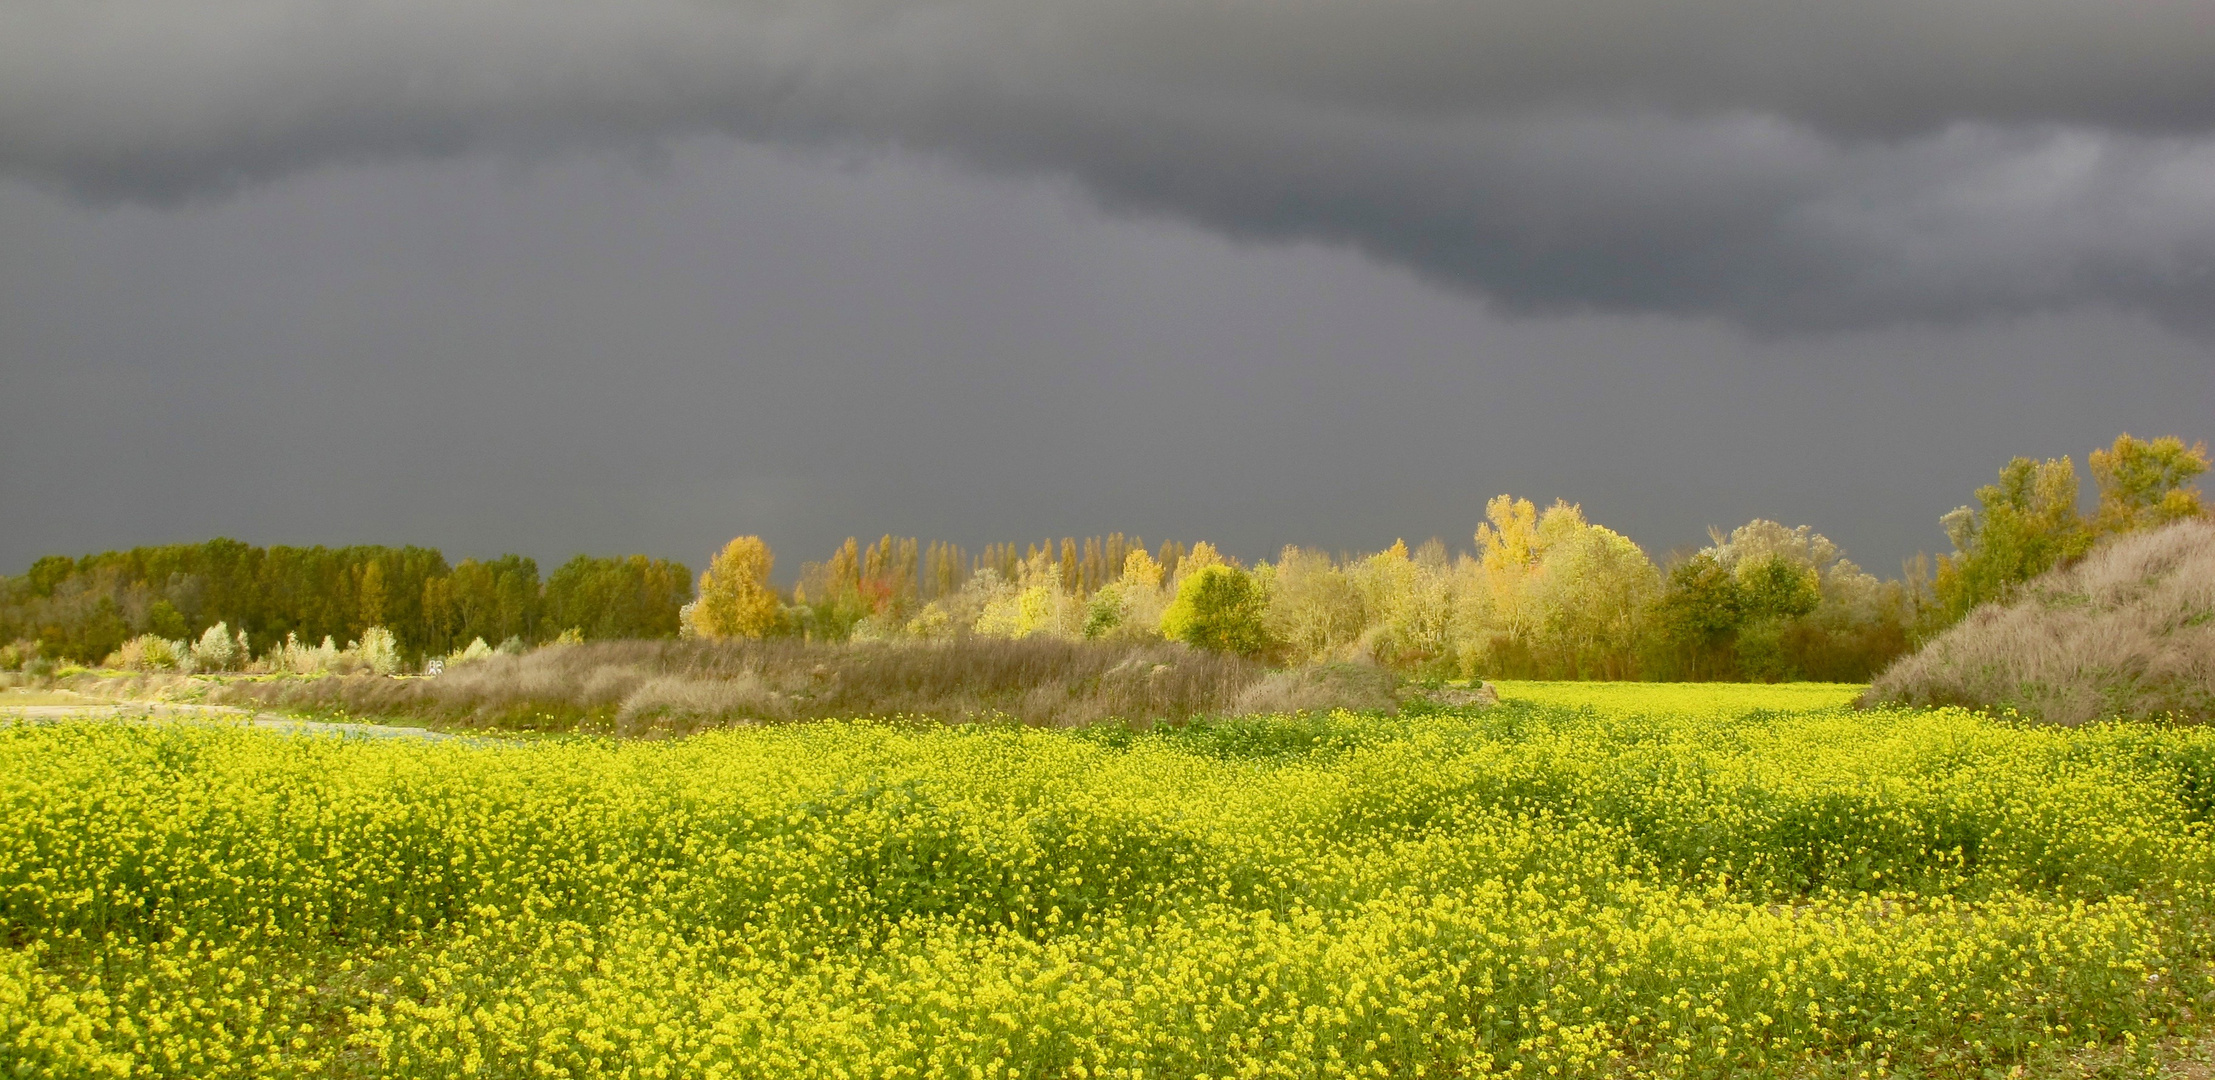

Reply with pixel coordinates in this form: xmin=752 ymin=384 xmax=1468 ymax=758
xmin=5 ymin=684 xmax=2215 ymax=1077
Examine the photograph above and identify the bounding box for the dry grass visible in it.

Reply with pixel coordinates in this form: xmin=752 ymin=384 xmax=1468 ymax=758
xmin=128 ymin=637 xmax=1402 ymax=734
xmin=1866 ymin=519 xmax=2215 ymax=724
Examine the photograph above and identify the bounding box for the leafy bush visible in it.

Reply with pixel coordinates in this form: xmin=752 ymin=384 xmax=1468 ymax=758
xmin=357 ymin=626 xmax=403 ymax=675
xmin=444 ymin=636 xmax=495 ymax=667
xmin=1160 ymin=565 xmax=1270 ymax=657
xmin=105 ymin=634 xmax=185 ymax=672
xmin=188 ymin=621 xmax=238 ymax=672
xmin=267 ymin=632 xmax=340 ymax=675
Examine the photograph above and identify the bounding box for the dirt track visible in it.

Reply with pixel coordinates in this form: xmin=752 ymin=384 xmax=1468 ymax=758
xmin=0 ymin=696 xmax=455 ymax=740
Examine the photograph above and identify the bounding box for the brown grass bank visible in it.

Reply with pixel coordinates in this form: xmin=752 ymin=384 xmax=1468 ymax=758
xmin=116 ymin=637 xmax=1401 ymax=734
xmin=1865 ymin=519 xmax=2215 ymax=724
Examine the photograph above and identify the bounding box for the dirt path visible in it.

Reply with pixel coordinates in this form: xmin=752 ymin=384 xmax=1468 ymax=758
xmin=0 ymin=697 xmax=457 ymax=740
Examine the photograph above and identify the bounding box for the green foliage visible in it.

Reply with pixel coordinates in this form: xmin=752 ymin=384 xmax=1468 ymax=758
xmin=1737 ymin=555 xmax=1820 ymax=620
xmin=1160 ymin=564 xmax=1270 ymax=657
xmin=542 ymin=554 xmax=691 ymax=640
xmin=1932 ymin=455 xmax=2092 ymax=630
xmin=1 ymin=540 xmax=691 ymax=665
xmin=1922 ymin=435 xmax=2209 ymax=640
xmin=145 ymin=599 xmax=187 ymax=641
xmin=4 ymin=688 xmax=2212 ymax=1076
xmin=1081 ymin=584 xmax=1124 ymax=639
xmin=1648 ymin=553 xmax=1743 ymax=679
xmin=421 ymin=554 xmax=541 ymax=654
xmin=2091 ymin=433 xmax=2209 ymax=535
xmin=1647 ymin=527 xmax=1909 ymax=684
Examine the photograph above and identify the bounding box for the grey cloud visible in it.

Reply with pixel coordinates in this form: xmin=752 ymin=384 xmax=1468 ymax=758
xmin=3 ymin=0 xmax=2213 ymax=328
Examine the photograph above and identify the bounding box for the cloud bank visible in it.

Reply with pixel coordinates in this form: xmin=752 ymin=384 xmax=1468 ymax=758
xmin=5 ymin=0 xmax=2212 ymax=329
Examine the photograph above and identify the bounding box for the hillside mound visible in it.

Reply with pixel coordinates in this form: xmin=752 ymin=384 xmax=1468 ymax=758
xmin=1865 ymin=519 xmax=2215 ymax=724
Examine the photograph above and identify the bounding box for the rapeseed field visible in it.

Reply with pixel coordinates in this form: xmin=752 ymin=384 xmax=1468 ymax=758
xmin=5 ymin=684 xmax=2213 ymax=1078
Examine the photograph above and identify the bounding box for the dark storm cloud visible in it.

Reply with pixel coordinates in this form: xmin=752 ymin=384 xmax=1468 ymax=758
xmin=3 ymin=0 xmax=2214 ymax=328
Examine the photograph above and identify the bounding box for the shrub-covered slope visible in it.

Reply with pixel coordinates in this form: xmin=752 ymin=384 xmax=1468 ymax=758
xmin=1867 ymin=519 xmax=2215 ymax=724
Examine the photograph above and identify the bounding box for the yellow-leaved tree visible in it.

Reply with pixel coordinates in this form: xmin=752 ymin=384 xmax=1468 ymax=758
xmin=1464 ymin=495 xmax=1546 ymax=671
xmin=691 ymin=536 xmax=784 ymax=639
xmin=2091 ymin=434 xmax=2209 ymax=536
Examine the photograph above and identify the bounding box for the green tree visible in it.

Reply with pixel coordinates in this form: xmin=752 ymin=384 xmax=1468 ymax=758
xmin=1732 ymin=555 xmax=1823 ymax=681
xmin=1648 ymin=554 xmax=1743 ymax=681
xmin=358 ymin=561 xmax=388 ymax=633
xmin=541 ymin=555 xmax=691 ymax=639
xmin=146 ymin=598 xmax=188 ymax=641
xmin=1931 ymin=454 xmax=2089 ymax=628
xmin=1160 ymin=565 xmax=1270 ymax=658
xmin=1738 ymin=555 xmax=1821 ymax=621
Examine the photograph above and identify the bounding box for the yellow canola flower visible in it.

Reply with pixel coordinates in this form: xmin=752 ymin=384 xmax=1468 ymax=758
xmin=0 ymin=692 xmax=2210 ymax=1077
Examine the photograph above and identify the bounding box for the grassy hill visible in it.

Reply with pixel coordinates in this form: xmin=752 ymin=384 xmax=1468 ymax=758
xmin=1867 ymin=519 xmax=2215 ymax=725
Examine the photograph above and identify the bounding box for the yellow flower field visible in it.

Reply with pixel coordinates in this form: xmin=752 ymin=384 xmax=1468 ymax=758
xmin=5 ymin=686 xmax=2213 ymax=1077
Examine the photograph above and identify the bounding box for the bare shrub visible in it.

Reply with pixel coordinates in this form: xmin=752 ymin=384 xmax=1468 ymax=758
xmin=198 ymin=637 xmax=1402 ymax=733
xmin=1865 ymin=519 xmax=2215 ymax=724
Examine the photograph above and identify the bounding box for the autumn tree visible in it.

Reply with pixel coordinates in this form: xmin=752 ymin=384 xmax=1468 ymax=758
xmin=1350 ymin=539 xmax=1456 ymax=675
xmin=1530 ymin=505 xmax=1658 ymax=680
xmin=1084 ymin=547 xmax=1170 ymax=641
xmin=1465 ymin=496 xmax=1546 ymax=672
xmin=1262 ymin=546 xmax=1367 ymax=665
xmin=692 ymin=537 xmax=784 ymax=639
xmin=2091 ymin=434 xmax=2209 ymax=536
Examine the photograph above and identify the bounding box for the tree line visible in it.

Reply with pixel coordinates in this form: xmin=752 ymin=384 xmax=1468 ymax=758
xmin=0 ymin=540 xmax=690 ymax=665
xmin=6 ymin=433 xmax=2204 ymax=680
xmin=688 ymin=434 xmax=2208 ymax=682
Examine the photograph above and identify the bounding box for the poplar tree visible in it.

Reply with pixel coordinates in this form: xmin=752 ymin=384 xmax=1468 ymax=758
xmin=692 ymin=537 xmax=783 ymax=639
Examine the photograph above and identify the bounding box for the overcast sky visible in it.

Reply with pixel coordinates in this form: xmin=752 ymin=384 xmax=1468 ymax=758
xmin=2 ymin=0 xmax=2211 ymax=578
